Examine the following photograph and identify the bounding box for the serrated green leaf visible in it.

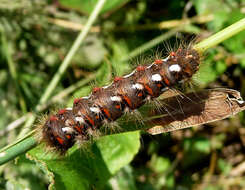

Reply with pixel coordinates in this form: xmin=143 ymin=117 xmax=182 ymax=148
xmin=28 ymin=131 xmax=140 ymax=190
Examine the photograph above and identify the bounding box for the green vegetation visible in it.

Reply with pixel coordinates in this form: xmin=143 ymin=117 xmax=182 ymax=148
xmin=0 ymin=0 xmax=245 ymax=189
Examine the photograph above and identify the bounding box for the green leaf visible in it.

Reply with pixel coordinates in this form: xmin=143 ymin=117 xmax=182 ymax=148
xmin=58 ymin=0 xmax=129 ymax=14
xmin=28 ymin=131 xmax=140 ymax=190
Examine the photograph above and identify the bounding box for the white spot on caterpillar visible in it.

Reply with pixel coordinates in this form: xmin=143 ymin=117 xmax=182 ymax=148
xmin=66 ymin=107 xmax=72 ymax=111
xmin=62 ymin=127 xmax=74 ymax=134
xmin=152 ymin=74 xmax=162 ymax=81
xmin=110 ymin=96 xmax=122 ymax=102
xmin=90 ymin=107 xmax=101 ymax=113
xmin=169 ymin=64 xmax=181 ymax=72
xmin=132 ymin=83 xmax=144 ymax=90
xmin=237 ymin=99 xmax=245 ymax=104
xmin=75 ymin=116 xmax=85 ymax=124
xmin=123 ymin=70 xmax=135 ymax=78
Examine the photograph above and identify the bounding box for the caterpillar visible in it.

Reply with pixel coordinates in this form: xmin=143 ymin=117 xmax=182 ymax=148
xmin=40 ymin=47 xmax=200 ymax=154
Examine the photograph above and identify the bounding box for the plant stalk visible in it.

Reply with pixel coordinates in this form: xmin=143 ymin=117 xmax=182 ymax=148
xmin=194 ymin=18 xmax=245 ymax=53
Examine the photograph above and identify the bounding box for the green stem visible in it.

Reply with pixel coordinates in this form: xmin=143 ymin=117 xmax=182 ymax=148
xmin=0 ymin=17 xmax=244 ymax=166
xmin=18 ymin=0 xmax=107 ymax=138
xmin=194 ymin=18 xmax=245 ymax=53
xmin=0 ymin=131 xmax=37 ymax=165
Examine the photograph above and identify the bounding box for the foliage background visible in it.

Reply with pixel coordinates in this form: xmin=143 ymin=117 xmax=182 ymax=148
xmin=0 ymin=0 xmax=245 ymax=189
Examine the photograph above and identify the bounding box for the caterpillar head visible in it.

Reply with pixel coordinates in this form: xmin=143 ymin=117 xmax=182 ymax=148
xmin=42 ymin=114 xmax=76 ymax=154
xmin=167 ymin=48 xmax=200 ymax=83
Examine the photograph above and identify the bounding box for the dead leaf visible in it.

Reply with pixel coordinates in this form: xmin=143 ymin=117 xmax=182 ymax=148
xmin=146 ymin=88 xmax=245 ymax=135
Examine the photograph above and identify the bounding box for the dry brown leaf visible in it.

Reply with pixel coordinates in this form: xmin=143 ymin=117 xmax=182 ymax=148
xmin=146 ymin=88 xmax=245 ymax=135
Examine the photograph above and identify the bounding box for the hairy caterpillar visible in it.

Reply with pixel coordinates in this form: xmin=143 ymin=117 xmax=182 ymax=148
xmin=39 ymin=47 xmax=200 ymax=154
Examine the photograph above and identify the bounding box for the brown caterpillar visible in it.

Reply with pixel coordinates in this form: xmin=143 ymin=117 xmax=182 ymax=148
xmin=40 ymin=47 xmax=200 ymax=154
